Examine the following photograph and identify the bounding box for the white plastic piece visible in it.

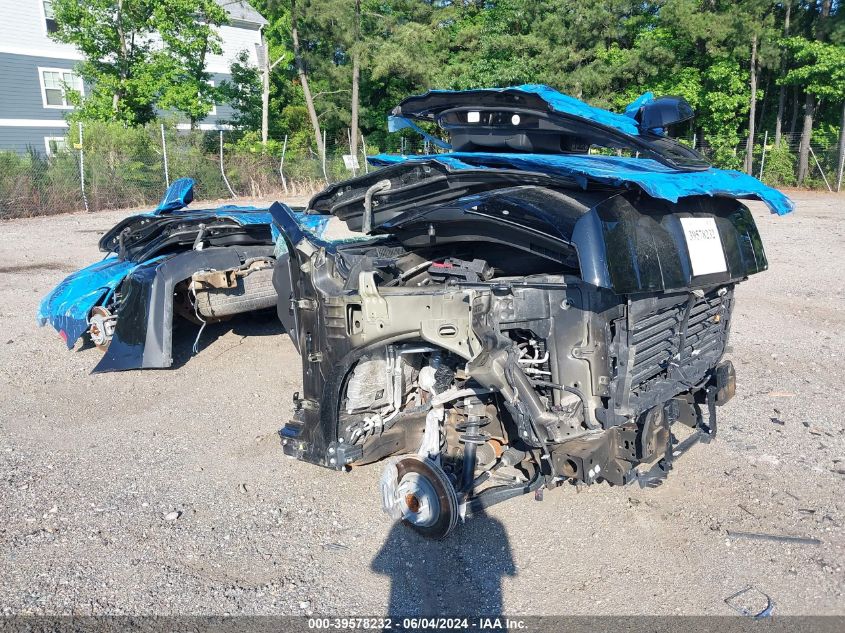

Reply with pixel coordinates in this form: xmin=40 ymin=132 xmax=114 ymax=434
xmin=418 ymin=407 xmax=444 ymax=460
xmin=418 ymin=365 xmax=437 ymax=393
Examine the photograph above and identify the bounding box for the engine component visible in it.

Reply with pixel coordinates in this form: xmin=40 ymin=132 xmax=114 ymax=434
xmin=344 ymin=346 xmax=421 ymax=444
xmin=344 ymin=350 xmax=391 ymax=413
xmin=270 ymin=135 xmax=777 ymax=539
xmin=428 ymin=257 xmax=492 ymax=283
xmin=380 ymin=454 xmax=459 ymax=540
xmin=457 ymin=395 xmax=490 ymax=492
xmin=191 ymin=258 xmax=277 ymax=319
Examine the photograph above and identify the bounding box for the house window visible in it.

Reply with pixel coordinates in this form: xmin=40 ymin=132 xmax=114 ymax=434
xmin=38 ymin=67 xmax=83 ymax=109
xmin=42 ymin=0 xmax=58 ymax=33
xmin=44 ymin=136 xmax=68 ymax=156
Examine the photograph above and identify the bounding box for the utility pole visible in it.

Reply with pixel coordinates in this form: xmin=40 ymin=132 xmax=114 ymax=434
xmin=260 ymin=28 xmax=269 ymax=146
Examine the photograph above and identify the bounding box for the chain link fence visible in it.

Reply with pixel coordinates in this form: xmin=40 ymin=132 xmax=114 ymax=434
xmin=0 ymin=125 xmax=841 ymax=219
xmin=695 ymin=131 xmax=844 ymax=192
xmin=0 ymin=124 xmax=442 ymax=219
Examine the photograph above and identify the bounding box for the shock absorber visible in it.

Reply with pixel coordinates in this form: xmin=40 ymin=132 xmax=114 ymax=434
xmin=457 ymin=395 xmax=490 ymax=493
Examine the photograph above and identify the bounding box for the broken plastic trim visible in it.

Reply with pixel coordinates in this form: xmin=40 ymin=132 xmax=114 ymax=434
xmin=387 ymin=116 xmax=452 ymax=150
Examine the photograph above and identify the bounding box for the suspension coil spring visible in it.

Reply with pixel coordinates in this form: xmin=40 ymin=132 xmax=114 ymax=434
xmin=456 ymin=417 xmax=491 ymax=445
xmin=457 ymin=396 xmax=489 ymax=493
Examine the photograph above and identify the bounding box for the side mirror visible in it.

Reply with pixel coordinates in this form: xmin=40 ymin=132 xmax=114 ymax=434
xmin=635 ymin=97 xmax=694 ymax=132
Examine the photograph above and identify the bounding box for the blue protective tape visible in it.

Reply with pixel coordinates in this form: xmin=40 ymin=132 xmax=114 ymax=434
xmin=155 ymin=177 xmax=195 ymax=212
xmin=37 ymin=257 xmax=139 ymax=348
xmin=368 ymin=152 xmax=794 ymax=216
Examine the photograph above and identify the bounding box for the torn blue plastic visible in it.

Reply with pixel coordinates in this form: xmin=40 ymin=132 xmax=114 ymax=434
xmin=388 ymin=116 xmax=452 ymax=150
xmin=273 ymin=211 xmax=380 ymax=257
xmin=37 ymin=257 xmax=139 ymax=348
xmin=156 ymin=177 xmax=195 ymax=212
xmin=624 ymin=92 xmax=655 ymax=119
xmin=368 ymin=152 xmax=794 ymax=216
xmin=208 ymin=208 xmax=273 ymax=225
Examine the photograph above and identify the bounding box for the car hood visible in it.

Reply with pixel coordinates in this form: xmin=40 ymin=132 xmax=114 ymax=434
xmin=389 ymin=84 xmax=708 ymax=170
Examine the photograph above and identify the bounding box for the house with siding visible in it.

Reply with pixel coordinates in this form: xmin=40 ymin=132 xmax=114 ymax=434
xmin=0 ymin=0 xmax=266 ymax=155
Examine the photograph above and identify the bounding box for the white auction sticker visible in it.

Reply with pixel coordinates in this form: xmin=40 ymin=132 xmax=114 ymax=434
xmin=680 ymin=217 xmax=727 ymax=276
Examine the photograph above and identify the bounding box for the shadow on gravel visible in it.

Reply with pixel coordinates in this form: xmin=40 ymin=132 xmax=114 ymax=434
xmin=371 ymin=510 xmax=515 ymax=617
xmin=171 ymin=311 xmax=285 ymax=368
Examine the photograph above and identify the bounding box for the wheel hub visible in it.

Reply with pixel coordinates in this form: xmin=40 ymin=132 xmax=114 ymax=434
xmin=87 ymin=306 xmax=116 ymax=351
xmin=380 ymin=454 xmax=459 ymax=539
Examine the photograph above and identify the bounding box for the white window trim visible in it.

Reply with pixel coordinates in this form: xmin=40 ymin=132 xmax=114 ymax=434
xmin=37 ymin=66 xmax=84 ymax=110
xmin=37 ymin=0 xmax=54 ymax=37
xmin=44 ymin=136 xmax=67 ymax=156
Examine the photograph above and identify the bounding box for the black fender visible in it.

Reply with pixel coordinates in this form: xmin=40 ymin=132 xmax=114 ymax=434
xmin=271 ymin=237 xmax=299 ymax=352
xmin=94 ymin=245 xmax=275 ymax=372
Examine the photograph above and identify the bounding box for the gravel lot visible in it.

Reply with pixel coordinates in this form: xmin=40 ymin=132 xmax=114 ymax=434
xmin=0 ymin=191 xmax=843 ymax=616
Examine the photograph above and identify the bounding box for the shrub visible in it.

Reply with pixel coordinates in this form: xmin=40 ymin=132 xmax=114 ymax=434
xmin=761 ymin=144 xmax=797 ymax=187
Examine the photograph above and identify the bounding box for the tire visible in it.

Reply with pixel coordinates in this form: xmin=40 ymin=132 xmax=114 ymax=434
xmin=194 ymin=267 xmax=278 ymax=318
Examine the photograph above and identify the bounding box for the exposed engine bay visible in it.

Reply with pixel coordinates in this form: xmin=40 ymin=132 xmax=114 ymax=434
xmin=272 ymin=156 xmax=766 ymax=538
xmin=38 ymin=85 xmax=788 ymax=539
xmin=267 ymin=85 xmax=788 ymax=539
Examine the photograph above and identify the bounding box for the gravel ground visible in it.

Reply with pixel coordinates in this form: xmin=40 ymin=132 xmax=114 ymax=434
xmin=0 ymin=191 xmax=843 ymax=616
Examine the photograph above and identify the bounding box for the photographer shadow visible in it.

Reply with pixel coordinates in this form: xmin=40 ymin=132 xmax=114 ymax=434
xmin=371 ymin=510 xmax=515 ymax=617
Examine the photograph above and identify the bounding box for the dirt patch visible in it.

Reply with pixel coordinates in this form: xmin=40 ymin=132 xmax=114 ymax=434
xmin=0 ymin=262 xmax=69 ymax=274
xmin=0 ymin=191 xmax=842 ymax=616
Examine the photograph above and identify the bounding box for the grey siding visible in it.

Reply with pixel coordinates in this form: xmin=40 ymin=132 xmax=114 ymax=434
xmin=0 ymin=53 xmax=236 ymax=153
xmin=0 ymin=53 xmax=77 ymax=120
xmin=209 ymin=72 xmax=234 ymax=124
xmin=0 ymin=126 xmax=69 ymax=154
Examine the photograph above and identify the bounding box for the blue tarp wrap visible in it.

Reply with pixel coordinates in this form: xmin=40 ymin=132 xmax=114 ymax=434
xmin=297 ymin=214 xmax=331 ymax=236
xmin=414 ymin=84 xmax=645 ymax=137
xmin=624 ymin=92 xmax=655 ymax=119
xmin=37 ymin=204 xmax=331 ymax=347
xmin=37 ymin=257 xmax=140 ymax=348
xmin=140 ymin=205 xmax=274 ymax=225
xmin=368 ymin=152 xmax=794 ymax=216
xmin=207 ymin=207 xmax=273 ymax=224
xmin=156 ymin=177 xmax=195 ymax=212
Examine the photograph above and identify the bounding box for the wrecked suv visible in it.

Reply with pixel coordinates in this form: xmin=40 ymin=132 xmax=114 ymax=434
xmin=272 ymin=85 xmax=792 ymax=539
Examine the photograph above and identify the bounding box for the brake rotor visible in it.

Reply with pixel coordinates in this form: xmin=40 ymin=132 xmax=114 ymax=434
xmin=380 ymin=454 xmax=459 ymax=540
xmin=88 ymin=306 xmax=115 ymax=352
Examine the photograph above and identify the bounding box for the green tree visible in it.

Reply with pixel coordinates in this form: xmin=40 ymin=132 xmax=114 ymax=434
xmin=51 ymin=0 xmax=163 ymax=124
xmin=52 ymin=0 xmax=230 ymax=126
xmin=220 ymin=51 xmax=264 ymax=131
xmin=782 ymin=36 xmax=845 ymax=184
xmin=155 ymin=0 xmax=229 ymax=128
